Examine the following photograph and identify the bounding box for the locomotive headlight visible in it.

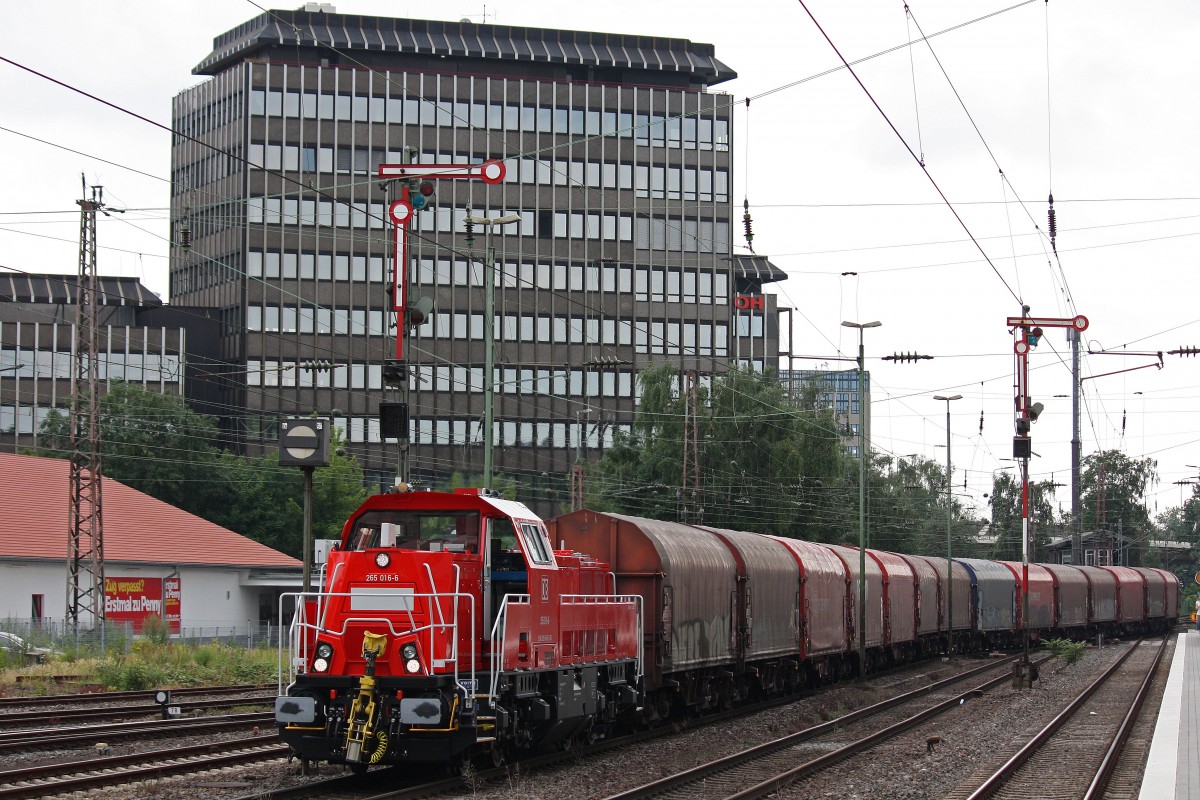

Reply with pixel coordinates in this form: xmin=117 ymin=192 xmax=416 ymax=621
xmin=315 ymin=642 xmax=334 ymax=659
xmin=375 ymin=552 xmax=391 ymax=568
xmin=312 ymin=657 xmax=330 ymax=673
xmin=401 ymin=642 xmax=418 ymax=660
xmin=405 ymin=658 xmax=421 ymax=674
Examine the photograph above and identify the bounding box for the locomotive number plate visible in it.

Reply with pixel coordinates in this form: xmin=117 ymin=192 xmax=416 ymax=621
xmin=365 ymin=573 xmax=400 ymax=582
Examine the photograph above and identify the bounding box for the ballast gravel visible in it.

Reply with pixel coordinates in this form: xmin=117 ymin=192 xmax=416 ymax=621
xmin=46 ymin=641 xmax=1156 ymax=800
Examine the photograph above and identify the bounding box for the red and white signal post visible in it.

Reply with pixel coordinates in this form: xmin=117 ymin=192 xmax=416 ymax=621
xmin=377 ymin=159 xmax=506 ymax=360
xmin=1007 ymin=309 xmax=1089 ymax=687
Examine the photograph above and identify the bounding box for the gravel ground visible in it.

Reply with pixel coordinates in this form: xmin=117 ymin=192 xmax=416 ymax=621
xmin=28 ymin=643 xmax=1148 ymax=800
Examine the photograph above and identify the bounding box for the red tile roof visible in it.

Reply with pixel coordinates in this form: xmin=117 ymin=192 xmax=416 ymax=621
xmin=0 ymin=452 xmax=300 ymax=569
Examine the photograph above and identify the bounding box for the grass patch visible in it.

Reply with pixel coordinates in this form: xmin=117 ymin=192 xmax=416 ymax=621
xmin=1 ymin=641 xmax=277 ymax=692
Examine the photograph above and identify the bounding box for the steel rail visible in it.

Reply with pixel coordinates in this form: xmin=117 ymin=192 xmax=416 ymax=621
xmin=602 ymin=655 xmax=1027 ymax=800
xmin=963 ymin=638 xmax=1146 ymax=800
xmin=1082 ymin=634 xmax=1170 ymax=800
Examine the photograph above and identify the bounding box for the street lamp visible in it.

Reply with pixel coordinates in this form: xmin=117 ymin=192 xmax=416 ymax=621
xmin=466 ymin=212 xmax=522 ymax=491
xmin=842 ymin=319 xmax=880 ymax=678
xmin=933 ymin=394 xmax=962 ymax=652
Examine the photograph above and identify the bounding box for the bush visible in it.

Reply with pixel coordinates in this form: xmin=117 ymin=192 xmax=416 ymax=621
xmin=1042 ymin=637 xmax=1087 ymax=667
xmin=140 ymin=615 xmax=171 ymax=645
xmin=95 ymin=657 xmax=172 ymax=690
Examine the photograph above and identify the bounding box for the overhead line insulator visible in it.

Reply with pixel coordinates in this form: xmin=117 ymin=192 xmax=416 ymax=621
xmin=882 ymin=352 xmax=934 ymax=363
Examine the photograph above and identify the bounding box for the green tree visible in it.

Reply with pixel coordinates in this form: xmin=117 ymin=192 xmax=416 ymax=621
xmin=206 ymin=430 xmax=369 ymax=558
xmin=588 ymin=365 xmax=691 ymax=521
xmin=1149 ymin=486 xmax=1200 ymax=579
xmin=38 ymin=385 xmax=369 ymax=556
xmin=987 ymin=471 xmax=1059 ymax=561
xmin=37 ymin=381 xmax=226 ymax=518
xmin=1080 ymin=450 xmax=1157 ymax=540
xmin=870 ymin=454 xmax=952 ymax=556
xmin=590 ymin=365 xmax=848 ymax=538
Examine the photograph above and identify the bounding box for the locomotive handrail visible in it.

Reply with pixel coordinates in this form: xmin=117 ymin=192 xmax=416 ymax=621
xmin=561 ymin=593 xmax=645 ymax=684
xmin=486 ymin=593 xmax=645 ymax=700
xmin=421 ymin=562 xmax=463 ymax=667
xmin=277 ymin=589 xmax=478 ymax=700
xmin=317 ymin=560 xmax=346 ymax=633
xmin=488 ymin=593 xmax=528 ymax=701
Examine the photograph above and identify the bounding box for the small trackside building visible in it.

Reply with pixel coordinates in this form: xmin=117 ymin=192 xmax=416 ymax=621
xmin=0 ymin=452 xmax=301 ymax=637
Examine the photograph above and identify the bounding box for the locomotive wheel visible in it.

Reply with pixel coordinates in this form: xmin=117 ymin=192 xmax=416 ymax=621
xmin=447 ymin=751 xmax=469 ymax=775
xmin=488 ymin=741 xmax=507 ymax=768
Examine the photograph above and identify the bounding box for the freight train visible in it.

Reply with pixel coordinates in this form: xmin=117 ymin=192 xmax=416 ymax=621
xmin=273 ymin=488 xmax=1180 ymax=771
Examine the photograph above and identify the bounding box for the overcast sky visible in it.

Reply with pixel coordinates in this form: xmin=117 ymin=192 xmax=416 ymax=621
xmin=2 ymin=1 xmax=1198 ymax=523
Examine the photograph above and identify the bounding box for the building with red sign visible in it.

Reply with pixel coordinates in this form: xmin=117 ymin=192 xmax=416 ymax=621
xmin=0 ymin=452 xmax=300 ymax=639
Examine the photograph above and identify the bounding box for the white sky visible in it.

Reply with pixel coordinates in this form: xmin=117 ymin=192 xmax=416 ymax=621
xmin=2 ymin=1 xmax=1198 ymax=521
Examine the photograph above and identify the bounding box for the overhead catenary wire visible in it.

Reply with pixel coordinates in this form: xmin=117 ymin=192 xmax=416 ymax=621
xmin=794 ymin=0 xmax=1023 ymax=307
xmin=4 ymin=4 xmax=1190 ymax=506
xmin=904 ymin=4 xmax=926 ymax=166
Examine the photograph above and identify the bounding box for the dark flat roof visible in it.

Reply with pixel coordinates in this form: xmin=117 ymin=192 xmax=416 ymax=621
xmin=0 ymin=273 xmax=162 ymax=307
xmin=195 ymin=9 xmax=736 ymax=86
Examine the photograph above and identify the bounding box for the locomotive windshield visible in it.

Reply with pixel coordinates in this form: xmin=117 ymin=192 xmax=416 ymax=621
xmin=348 ymin=510 xmax=481 ymax=553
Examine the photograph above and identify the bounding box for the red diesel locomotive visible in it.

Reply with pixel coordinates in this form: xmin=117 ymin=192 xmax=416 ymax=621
xmin=274 ymin=489 xmax=642 ymax=769
xmin=274 ymin=491 xmax=1180 ymax=771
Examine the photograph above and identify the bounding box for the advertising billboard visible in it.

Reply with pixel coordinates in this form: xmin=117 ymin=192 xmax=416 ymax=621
xmin=104 ymin=576 xmax=182 ymax=634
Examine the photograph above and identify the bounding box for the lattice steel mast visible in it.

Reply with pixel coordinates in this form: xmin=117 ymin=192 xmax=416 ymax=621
xmin=66 ymin=179 xmax=106 ymax=639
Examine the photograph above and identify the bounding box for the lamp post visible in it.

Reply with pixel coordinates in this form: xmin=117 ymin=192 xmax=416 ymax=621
xmin=933 ymin=394 xmax=962 ymax=652
xmin=842 ymin=319 xmax=880 ymax=678
xmin=465 ymin=212 xmax=522 ymax=491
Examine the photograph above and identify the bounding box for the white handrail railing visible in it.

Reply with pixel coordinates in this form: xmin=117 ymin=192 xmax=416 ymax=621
xmin=277 ymin=590 xmax=477 ymax=700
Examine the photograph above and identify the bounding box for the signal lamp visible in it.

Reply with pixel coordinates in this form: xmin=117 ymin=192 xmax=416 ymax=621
xmin=312 ymin=657 xmax=330 ymax=673
xmin=375 ymin=552 xmax=391 ymax=568
xmin=409 ymin=179 xmax=435 ymax=210
xmin=316 ymin=642 xmax=334 ymax=659
xmin=1028 ymin=401 xmax=1045 ymax=421
xmin=401 ymin=642 xmax=419 ymax=660
xmin=405 ymin=659 xmax=421 ymax=674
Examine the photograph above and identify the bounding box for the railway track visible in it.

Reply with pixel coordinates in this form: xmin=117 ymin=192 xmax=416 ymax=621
xmin=595 ymin=653 xmax=1035 ymax=800
xmin=0 ymin=683 xmax=271 ymax=708
xmin=0 ymin=693 xmax=274 ymax=726
xmin=0 ymin=734 xmax=288 ymax=799
xmin=947 ymin=636 xmax=1167 ymax=799
xmin=0 ymin=654 xmax=1042 ymax=800
xmin=0 ymin=711 xmax=274 ymax=753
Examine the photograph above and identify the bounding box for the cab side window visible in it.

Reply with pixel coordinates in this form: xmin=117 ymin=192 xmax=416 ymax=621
xmin=519 ymin=522 xmax=553 ymax=565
